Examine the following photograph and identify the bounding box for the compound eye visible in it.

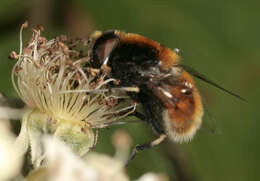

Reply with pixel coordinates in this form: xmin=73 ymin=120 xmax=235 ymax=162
xmin=95 ymin=38 xmax=118 ymax=63
xmin=91 ymin=31 xmax=119 ymax=67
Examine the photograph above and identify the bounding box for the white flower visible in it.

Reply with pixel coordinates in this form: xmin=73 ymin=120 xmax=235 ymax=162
xmin=12 ymin=22 xmax=135 ymax=167
xmin=26 ymin=136 xmax=129 ymax=181
xmin=0 ymin=120 xmax=23 ymax=181
xmin=26 ymin=135 xmax=167 ymax=181
xmin=136 ymin=173 xmax=169 ymax=181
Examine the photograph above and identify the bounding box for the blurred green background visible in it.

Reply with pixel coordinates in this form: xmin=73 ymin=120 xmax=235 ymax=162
xmin=0 ymin=0 xmax=259 ymax=180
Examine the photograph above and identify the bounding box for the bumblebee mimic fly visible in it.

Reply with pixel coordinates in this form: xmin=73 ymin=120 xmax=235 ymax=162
xmin=89 ymin=30 xmax=245 ymax=164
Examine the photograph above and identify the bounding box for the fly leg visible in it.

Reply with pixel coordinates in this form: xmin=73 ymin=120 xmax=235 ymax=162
xmin=125 ymin=134 xmax=166 ymax=167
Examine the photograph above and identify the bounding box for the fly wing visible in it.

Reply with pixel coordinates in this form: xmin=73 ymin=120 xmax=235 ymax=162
xmin=147 ymin=70 xmax=203 ymax=143
xmin=181 ymin=65 xmax=246 ymax=102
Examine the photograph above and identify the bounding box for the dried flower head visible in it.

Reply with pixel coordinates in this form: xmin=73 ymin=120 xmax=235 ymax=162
xmin=12 ymin=22 xmax=135 ymax=166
